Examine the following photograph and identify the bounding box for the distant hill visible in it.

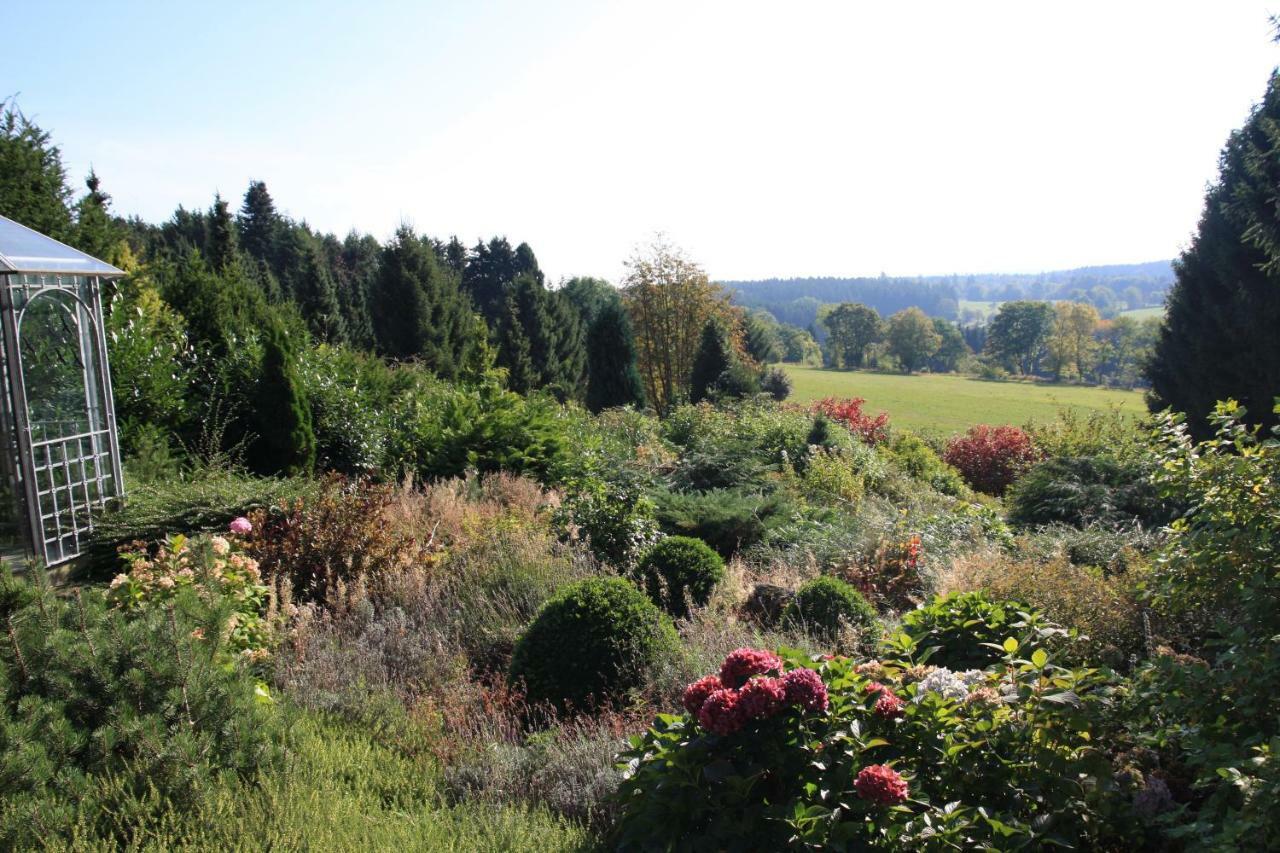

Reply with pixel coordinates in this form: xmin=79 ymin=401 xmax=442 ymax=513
xmin=724 ymin=260 xmax=1174 ymax=328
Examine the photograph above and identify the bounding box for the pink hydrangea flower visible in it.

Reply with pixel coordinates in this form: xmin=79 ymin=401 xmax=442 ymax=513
xmin=683 ymin=675 xmax=723 ymax=716
xmin=874 ymin=689 xmax=906 ymax=718
xmin=698 ymin=688 xmax=743 ymax=736
xmin=854 ymin=764 xmax=909 ymax=806
xmin=720 ymin=648 xmax=783 ymax=689
xmin=737 ymin=676 xmax=787 ymax=720
xmin=782 ymin=668 xmax=829 ymax=712
xmin=864 ymin=681 xmax=888 ymax=695
xmin=229 ymin=517 xmax=253 ymax=535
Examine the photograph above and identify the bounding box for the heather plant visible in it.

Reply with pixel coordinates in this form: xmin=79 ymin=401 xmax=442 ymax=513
xmin=509 ymin=576 xmax=681 ymax=712
xmin=636 ymin=536 xmax=725 ymax=618
xmin=614 ymin=642 xmax=1122 ymax=850
xmin=783 ymin=576 xmax=880 ymax=648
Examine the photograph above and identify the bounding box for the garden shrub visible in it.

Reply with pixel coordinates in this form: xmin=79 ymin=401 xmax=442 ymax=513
xmin=245 ymin=477 xmax=441 ymax=603
xmin=809 ymin=397 xmax=891 ymax=445
xmin=899 ymin=591 xmax=1058 ymax=671
xmin=942 ymin=424 xmax=1040 ymax=496
xmin=783 ymin=576 xmax=879 ymax=647
xmin=759 ymin=366 xmax=792 ymax=401
xmin=941 ymin=549 xmax=1146 ymax=669
xmin=614 ymin=644 xmax=1123 ymax=850
xmin=840 ymin=534 xmax=925 ymax=612
xmin=509 ymin=577 xmax=680 ymax=712
xmin=653 ymin=487 xmax=793 ymax=558
xmin=0 ymin=569 xmax=280 ymax=848
xmin=636 ymin=536 xmax=726 ymax=617
xmin=1006 ymin=454 xmax=1173 ymax=528
xmin=553 ymin=474 xmax=659 ymax=569
xmin=799 ymin=446 xmax=865 ymax=507
xmin=886 ymin=430 xmax=967 ymax=496
xmin=298 ymin=344 xmax=395 ymax=475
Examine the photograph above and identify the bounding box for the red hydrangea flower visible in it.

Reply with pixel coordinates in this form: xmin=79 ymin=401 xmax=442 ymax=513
xmin=720 ymin=648 xmax=783 ymax=689
xmin=737 ymin=676 xmax=787 ymax=720
xmin=874 ymin=689 xmax=906 ymax=718
xmin=864 ymin=681 xmax=888 ymax=695
xmin=854 ymin=764 xmax=909 ymax=806
xmin=698 ymin=688 xmax=743 ymax=736
xmin=683 ymin=675 xmax=723 ymax=716
xmin=783 ymin=668 xmax=829 ymax=712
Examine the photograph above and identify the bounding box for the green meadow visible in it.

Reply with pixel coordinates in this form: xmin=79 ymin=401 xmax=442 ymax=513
xmin=780 ymin=364 xmax=1147 ymax=435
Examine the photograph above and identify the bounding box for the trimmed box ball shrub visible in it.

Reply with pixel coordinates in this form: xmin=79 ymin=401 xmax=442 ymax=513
xmin=637 ymin=536 xmax=726 ymax=618
xmin=509 ymin=576 xmax=680 ymax=712
xmin=900 ymin=591 xmax=1053 ymax=671
xmin=783 ymin=576 xmax=879 ymax=645
xmin=942 ymin=424 xmax=1040 ymax=496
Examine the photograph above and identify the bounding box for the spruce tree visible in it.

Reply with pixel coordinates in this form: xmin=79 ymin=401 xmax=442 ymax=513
xmin=238 ymin=181 xmax=282 ymax=266
xmin=73 ymin=169 xmax=126 ymax=265
xmin=0 ymin=98 xmax=73 ymax=239
xmin=1148 ymin=70 xmax=1280 ymax=437
xmin=586 ymin=302 xmax=646 ymax=412
xmin=497 ymin=289 xmax=537 ymax=393
xmin=250 ymin=315 xmax=315 ymax=476
xmin=207 ymin=192 xmax=238 ymax=272
xmin=690 ymin=319 xmax=735 ymax=403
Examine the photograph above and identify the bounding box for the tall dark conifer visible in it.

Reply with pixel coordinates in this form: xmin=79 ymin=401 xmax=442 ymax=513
xmin=1148 ymin=70 xmax=1280 ymax=437
xmin=586 ymin=302 xmax=646 ymax=412
xmin=249 ymin=315 xmax=315 ymax=476
xmin=238 ymin=181 xmax=283 ymax=267
xmin=208 ymin=193 xmax=238 ymax=272
xmin=0 ymin=99 xmax=72 ymax=240
xmin=690 ymin=319 xmax=735 ymax=403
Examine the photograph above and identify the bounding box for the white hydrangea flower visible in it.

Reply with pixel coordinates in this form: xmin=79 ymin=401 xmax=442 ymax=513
xmin=957 ymin=669 xmax=985 ymax=687
xmin=916 ymin=667 xmax=969 ymax=702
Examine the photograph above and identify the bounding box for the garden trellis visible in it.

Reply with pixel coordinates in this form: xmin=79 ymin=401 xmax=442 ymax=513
xmin=0 ymin=215 xmax=124 ymax=565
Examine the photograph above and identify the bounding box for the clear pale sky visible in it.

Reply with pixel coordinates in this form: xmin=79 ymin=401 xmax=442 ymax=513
xmin=4 ymin=1 xmax=1278 ymax=282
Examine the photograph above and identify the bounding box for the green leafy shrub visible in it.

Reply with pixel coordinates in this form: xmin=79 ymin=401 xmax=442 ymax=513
xmin=899 ymin=591 xmax=1059 ymax=671
xmin=508 ymin=577 xmax=680 ymax=711
xmin=653 ymin=487 xmax=793 ymax=558
xmin=614 ymin=644 xmax=1122 ymax=850
xmin=783 ymin=576 xmax=879 ymax=646
xmin=636 ymin=536 xmax=725 ymax=617
xmin=886 ymin=431 xmax=967 ymax=496
xmin=1006 ymin=454 xmax=1173 ymax=528
xmin=799 ymin=446 xmax=866 ymax=507
xmin=0 ymin=569 xmax=280 ymax=848
xmin=554 ymin=474 xmax=659 ymax=569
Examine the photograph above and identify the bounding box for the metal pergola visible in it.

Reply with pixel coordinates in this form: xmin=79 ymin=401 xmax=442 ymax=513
xmin=0 ymin=214 xmax=124 ymax=566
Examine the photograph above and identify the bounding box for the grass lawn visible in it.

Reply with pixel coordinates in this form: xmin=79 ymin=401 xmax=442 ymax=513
xmin=781 ymin=365 xmax=1147 ymax=435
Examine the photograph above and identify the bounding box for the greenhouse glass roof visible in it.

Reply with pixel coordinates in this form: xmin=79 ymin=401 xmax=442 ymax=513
xmin=0 ymin=214 xmax=123 ymax=276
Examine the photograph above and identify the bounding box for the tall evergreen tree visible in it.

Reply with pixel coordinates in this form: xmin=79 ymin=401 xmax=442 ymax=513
xmin=238 ymin=181 xmax=283 ymax=267
xmin=1148 ymin=70 xmax=1280 ymax=437
xmin=690 ymin=319 xmax=735 ymax=403
xmin=73 ymin=169 xmax=127 ymax=265
xmin=463 ymin=236 xmax=523 ymax=321
xmin=249 ymin=315 xmax=315 ymax=476
xmin=586 ymin=302 xmax=645 ymax=412
xmin=370 ymin=226 xmax=475 ymax=377
xmin=561 ymin=276 xmax=622 ymax=327
xmin=281 ymin=229 xmax=346 ymax=343
xmin=0 ymin=99 xmax=72 ymax=239
xmin=497 ymin=289 xmax=537 ymax=393
xmin=207 ymin=193 xmax=238 ymax=272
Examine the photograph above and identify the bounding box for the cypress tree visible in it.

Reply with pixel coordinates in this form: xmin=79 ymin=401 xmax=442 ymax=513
xmin=1148 ymin=70 xmax=1280 ymax=437
xmin=586 ymin=302 xmax=646 ymax=412
xmin=250 ymin=316 xmax=315 ymax=477
xmin=690 ymin=319 xmax=734 ymax=403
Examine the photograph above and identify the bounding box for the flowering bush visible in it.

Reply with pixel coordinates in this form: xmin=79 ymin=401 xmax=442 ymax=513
xmin=614 ymin=637 xmax=1123 ymax=850
xmin=942 ymin=424 xmax=1040 ymax=495
xmin=899 ymin=591 xmax=1062 ymax=671
xmin=109 ymin=527 xmax=280 ymax=660
xmin=810 ymin=397 xmax=891 ymax=446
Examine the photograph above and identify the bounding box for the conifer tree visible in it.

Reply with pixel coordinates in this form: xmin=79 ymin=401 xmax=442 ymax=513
xmin=250 ymin=315 xmax=315 ymax=476
xmin=690 ymin=319 xmax=735 ymax=403
xmin=73 ymin=169 xmax=127 ymax=265
xmin=207 ymin=192 xmax=238 ymax=272
xmin=587 ymin=302 xmax=646 ymax=412
xmin=0 ymin=98 xmax=72 ymax=239
xmin=497 ymin=289 xmax=537 ymax=393
xmin=238 ymin=180 xmax=282 ymax=266
xmin=282 ymin=229 xmax=346 ymax=343
xmin=1148 ymin=70 xmax=1280 ymax=437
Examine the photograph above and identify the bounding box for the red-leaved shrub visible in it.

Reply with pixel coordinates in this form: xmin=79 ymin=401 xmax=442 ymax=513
xmin=810 ymin=397 xmax=891 ymax=445
xmin=942 ymin=424 xmax=1040 ymax=495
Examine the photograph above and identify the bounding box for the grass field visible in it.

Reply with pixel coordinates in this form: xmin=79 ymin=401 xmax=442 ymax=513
xmin=781 ymin=365 xmax=1146 ymax=435
xmin=1119 ymin=305 xmax=1163 ymax=320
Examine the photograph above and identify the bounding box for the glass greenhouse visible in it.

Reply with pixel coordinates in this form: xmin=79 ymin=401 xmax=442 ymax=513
xmin=0 ymin=215 xmax=124 ymax=566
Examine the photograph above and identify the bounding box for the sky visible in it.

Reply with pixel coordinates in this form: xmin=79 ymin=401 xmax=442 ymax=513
xmin=4 ymin=1 xmax=1279 ymax=283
